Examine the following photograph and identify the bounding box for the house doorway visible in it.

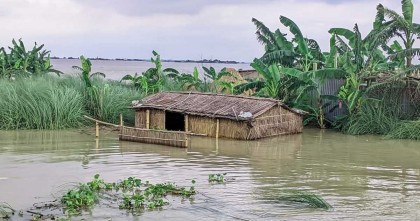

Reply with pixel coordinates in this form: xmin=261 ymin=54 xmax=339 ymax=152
xmin=165 ymin=111 xmax=185 ymax=131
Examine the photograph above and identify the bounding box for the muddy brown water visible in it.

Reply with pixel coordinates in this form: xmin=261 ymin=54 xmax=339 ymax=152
xmin=0 ymin=129 xmax=419 ymax=220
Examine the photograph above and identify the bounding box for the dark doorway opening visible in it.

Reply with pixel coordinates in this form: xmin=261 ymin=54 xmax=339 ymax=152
xmin=165 ymin=111 xmax=185 ymax=131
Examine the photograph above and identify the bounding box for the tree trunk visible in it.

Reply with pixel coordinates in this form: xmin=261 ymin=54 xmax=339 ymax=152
xmin=407 ymin=56 xmax=412 ymax=67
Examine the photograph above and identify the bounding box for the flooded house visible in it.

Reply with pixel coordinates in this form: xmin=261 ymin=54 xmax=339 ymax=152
xmin=130 ymin=92 xmax=305 ymax=140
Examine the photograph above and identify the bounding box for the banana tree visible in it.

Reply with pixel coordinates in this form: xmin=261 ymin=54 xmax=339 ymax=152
xmin=72 ymin=56 xmax=105 ymax=88
xmin=375 ymin=0 xmax=420 ymax=67
xmin=234 ymin=58 xmax=305 ymax=105
xmin=202 ymin=66 xmax=231 ymax=92
xmin=179 ymin=67 xmax=204 ymax=91
xmin=142 ymin=51 xmax=180 ymax=93
xmin=281 ymin=67 xmax=347 ymax=128
xmin=329 ymin=23 xmax=393 ymax=75
xmin=0 ymin=39 xmax=62 ymax=79
xmin=252 ymin=16 xmax=325 ymax=70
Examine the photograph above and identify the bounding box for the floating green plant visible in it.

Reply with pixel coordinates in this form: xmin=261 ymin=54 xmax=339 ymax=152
xmin=208 ymin=173 xmax=227 ymax=184
xmin=0 ymin=202 xmax=15 ymax=219
xmin=60 ymin=175 xmax=196 ymax=215
xmin=278 ymin=190 xmax=332 ymax=209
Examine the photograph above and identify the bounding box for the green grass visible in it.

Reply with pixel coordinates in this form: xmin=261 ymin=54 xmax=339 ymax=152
xmin=0 ymin=75 xmax=139 ymax=130
xmin=342 ymin=103 xmax=399 ymax=135
xmin=385 ymin=120 xmax=420 ymax=140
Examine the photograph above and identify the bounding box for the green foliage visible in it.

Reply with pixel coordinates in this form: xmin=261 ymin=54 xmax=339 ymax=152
xmin=374 ymin=0 xmax=419 ymax=67
xmin=0 ymin=39 xmax=62 ymax=79
xmin=121 ymin=51 xmax=180 ymax=94
xmin=208 ymin=173 xmax=226 ymax=184
xmin=0 ymin=75 xmax=137 ymax=129
xmin=60 ymin=175 xmax=196 ymax=216
xmin=83 ymin=81 xmax=137 ymax=124
xmin=386 ymin=120 xmax=420 ymax=140
xmin=0 ymin=76 xmax=85 ymax=129
xmin=72 ymin=56 xmax=105 ymax=88
xmin=202 ymin=67 xmax=232 ymax=92
xmin=252 ymin=16 xmax=324 ymax=70
xmin=278 ymin=190 xmax=332 ymax=209
xmin=340 ymin=102 xmax=399 ymax=135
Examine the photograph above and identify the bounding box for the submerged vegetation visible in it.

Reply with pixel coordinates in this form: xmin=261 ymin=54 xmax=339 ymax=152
xmin=278 ymin=190 xmax=332 ymax=209
xmin=208 ymin=173 xmax=227 ymax=184
xmin=0 ymin=202 xmax=15 ymax=219
xmin=60 ymin=175 xmax=196 ymax=215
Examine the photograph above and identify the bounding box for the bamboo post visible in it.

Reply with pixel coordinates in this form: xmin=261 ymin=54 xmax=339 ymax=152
xmin=185 ymin=133 xmax=189 ymax=148
xmin=184 ymin=114 xmax=189 ymax=132
xmin=119 ymin=113 xmax=124 ymax=135
xmin=95 ymin=121 xmax=99 ymax=138
xmin=146 ymin=110 xmax=150 ymax=129
xmin=95 ymin=138 xmax=99 ymax=150
xmin=313 ymin=62 xmax=318 ymax=71
xmin=216 ymin=119 xmax=220 ymax=139
xmin=184 ymin=114 xmax=189 ymax=147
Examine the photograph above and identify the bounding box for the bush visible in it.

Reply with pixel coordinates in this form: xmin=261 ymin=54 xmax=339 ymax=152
xmin=0 ymin=76 xmax=138 ymax=129
xmin=386 ymin=120 xmax=420 ymax=140
xmin=341 ymin=102 xmax=399 ymax=135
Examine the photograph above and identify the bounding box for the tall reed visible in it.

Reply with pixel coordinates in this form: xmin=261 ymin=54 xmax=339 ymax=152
xmin=0 ymin=76 xmax=85 ymax=129
xmin=342 ymin=102 xmax=400 ymax=135
xmin=385 ymin=120 xmax=420 ymax=140
xmin=0 ymin=75 xmax=139 ymax=130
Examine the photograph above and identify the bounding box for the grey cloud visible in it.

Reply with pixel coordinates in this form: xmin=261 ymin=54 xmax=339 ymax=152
xmin=72 ymin=0 xmax=364 ymax=17
xmin=72 ymin=0 xmax=272 ymax=16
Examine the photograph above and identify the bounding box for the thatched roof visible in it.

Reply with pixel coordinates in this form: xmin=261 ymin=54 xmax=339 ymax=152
xmin=132 ymin=92 xmax=305 ymax=121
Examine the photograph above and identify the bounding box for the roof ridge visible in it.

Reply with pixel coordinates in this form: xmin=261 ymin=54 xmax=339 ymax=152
xmin=161 ymin=91 xmax=282 ymax=103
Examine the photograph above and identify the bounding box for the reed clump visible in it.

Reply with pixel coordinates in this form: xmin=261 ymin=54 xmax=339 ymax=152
xmin=341 ymin=103 xmax=399 ymax=135
xmin=385 ymin=120 xmax=420 ymax=140
xmin=0 ymin=75 xmax=138 ymax=130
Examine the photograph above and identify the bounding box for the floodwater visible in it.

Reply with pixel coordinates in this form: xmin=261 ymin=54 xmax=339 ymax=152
xmin=0 ymin=129 xmax=420 ymax=220
xmin=51 ymin=59 xmax=251 ymax=81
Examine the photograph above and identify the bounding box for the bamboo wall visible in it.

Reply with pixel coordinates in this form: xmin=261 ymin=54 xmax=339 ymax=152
xmin=135 ymin=110 xmax=146 ymax=128
xmin=219 ymin=118 xmax=250 ymax=139
xmin=188 ymin=115 xmax=217 ymax=136
xmin=120 ymin=126 xmax=189 ymax=148
xmin=150 ymin=110 xmax=165 ymax=129
xmin=135 ymin=110 xmax=165 ymax=129
xmin=249 ymin=106 xmax=303 ymax=139
xmin=135 ymin=107 xmax=302 ymax=140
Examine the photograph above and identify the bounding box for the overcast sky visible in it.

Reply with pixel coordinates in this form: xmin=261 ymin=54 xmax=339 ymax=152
xmin=0 ymin=0 xmax=419 ymax=61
